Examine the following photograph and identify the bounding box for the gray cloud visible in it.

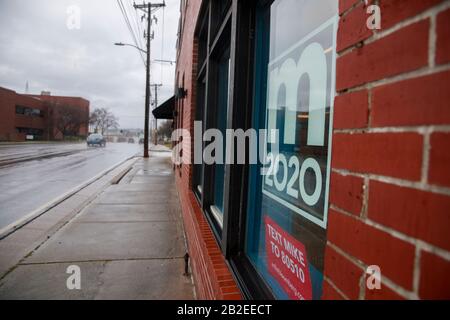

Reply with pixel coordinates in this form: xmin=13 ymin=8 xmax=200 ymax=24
xmin=0 ymin=0 xmax=179 ymax=129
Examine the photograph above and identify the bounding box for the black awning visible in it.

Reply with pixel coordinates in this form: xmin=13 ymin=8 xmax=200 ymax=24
xmin=152 ymin=96 xmax=175 ymax=120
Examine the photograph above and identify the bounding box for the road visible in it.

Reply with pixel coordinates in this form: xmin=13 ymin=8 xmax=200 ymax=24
xmin=0 ymin=143 xmax=87 ymax=164
xmin=0 ymin=143 xmax=141 ymax=230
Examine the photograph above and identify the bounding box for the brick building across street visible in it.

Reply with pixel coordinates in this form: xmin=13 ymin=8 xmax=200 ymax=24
xmin=0 ymin=86 xmax=90 ymax=141
xmin=168 ymin=0 xmax=450 ymax=300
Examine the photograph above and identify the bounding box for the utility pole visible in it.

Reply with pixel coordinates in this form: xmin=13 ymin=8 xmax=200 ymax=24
xmin=134 ymin=1 xmax=165 ymax=158
xmin=151 ymin=83 xmax=162 ymax=145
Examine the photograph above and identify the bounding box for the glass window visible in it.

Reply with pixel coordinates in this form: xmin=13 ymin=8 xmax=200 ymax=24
xmin=194 ymin=76 xmax=206 ymax=197
xmin=195 ymin=5 xmax=232 ymax=233
xmin=15 ymin=105 xmax=25 ymax=115
xmin=245 ymin=0 xmax=338 ymax=300
xmin=31 ymin=109 xmax=41 ymax=117
xmin=198 ymin=15 xmax=208 ymax=69
xmin=210 ymin=45 xmax=230 ymax=227
xmin=210 ymin=0 xmax=231 ymax=43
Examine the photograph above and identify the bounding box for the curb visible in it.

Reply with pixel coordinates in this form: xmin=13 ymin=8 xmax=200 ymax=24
xmin=0 ymin=156 xmax=139 ymax=241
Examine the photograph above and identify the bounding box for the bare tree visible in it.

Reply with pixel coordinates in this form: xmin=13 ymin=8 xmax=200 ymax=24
xmin=55 ymin=104 xmax=86 ymax=138
xmin=89 ymin=108 xmax=119 ymax=135
xmin=158 ymin=120 xmax=173 ymax=142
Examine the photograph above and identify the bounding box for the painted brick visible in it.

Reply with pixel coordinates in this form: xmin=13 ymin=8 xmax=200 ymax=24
xmin=322 ymin=281 xmax=346 ymax=300
xmin=330 ymin=172 xmax=365 ymax=216
xmin=364 ymin=279 xmax=405 ymax=300
xmin=372 ymin=70 xmax=450 ymax=127
xmin=429 ymin=132 xmax=450 ymax=188
xmin=340 ymin=0 xmax=360 ymax=14
xmin=328 ymin=209 xmax=416 ymax=289
xmin=338 ymin=1 xmax=373 ymax=52
xmin=176 ymin=178 xmax=241 ymax=300
xmin=333 ymin=90 xmax=369 ymax=129
xmin=324 ymin=245 xmax=363 ymax=299
xmin=337 ymin=20 xmax=429 ymax=90
xmin=379 ymin=0 xmax=443 ymax=29
xmin=332 ymin=132 xmax=423 ymax=180
xmin=419 ymin=251 xmax=450 ymax=299
xmin=368 ymin=181 xmax=450 ymax=251
xmin=436 ymin=8 xmax=450 ymax=65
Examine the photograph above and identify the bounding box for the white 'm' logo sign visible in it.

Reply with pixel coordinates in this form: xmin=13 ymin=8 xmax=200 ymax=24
xmin=267 ymin=42 xmax=327 ymax=147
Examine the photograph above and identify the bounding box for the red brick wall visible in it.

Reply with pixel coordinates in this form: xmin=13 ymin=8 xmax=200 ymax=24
xmin=31 ymin=95 xmax=90 ymax=138
xmin=0 ymin=87 xmax=48 ymax=141
xmin=324 ymin=0 xmax=450 ymax=300
xmin=174 ymin=0 xmax=242 ymax=300
xmin=0 ymin=87 xmax=18 ymax=141
xmin=175 ymin=0 xmax=450 ymax=300
xmin=0 ymin=87 xmax=90 ymax=141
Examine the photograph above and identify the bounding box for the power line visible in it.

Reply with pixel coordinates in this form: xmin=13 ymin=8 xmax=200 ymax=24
xmin=118 ymin=0 xmax=140 ymax=48
xmin=160 ymin=5 xmax=165 ymax=84
xmin=131 ymin=1 xmax=145 ymax=50
xmin=119 ymin=0 xmax=144 ymax=64
xmin=126 ymin=0 xmax=145 ymax=50
xmin=116 ymin=0 xmax=146 ymax=66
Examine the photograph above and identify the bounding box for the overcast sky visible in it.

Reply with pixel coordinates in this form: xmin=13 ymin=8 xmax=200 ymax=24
xmin=0 ymin=0 xmax=180 ymax=129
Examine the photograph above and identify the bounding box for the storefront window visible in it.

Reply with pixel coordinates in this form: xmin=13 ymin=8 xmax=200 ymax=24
xmin=212 ymin=50 xmax=231 ymax=219
xmin=193 ymin=1 xmax=232 ymax=234
xmin=245 ymin=0 xmax=338 ymax=300
xmin=194 ymin=76 xmax=206 ymax=197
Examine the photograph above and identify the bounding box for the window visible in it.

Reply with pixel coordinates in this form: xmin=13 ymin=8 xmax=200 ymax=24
xmin=210 ymin=46 xmax=230 ymax=225
xmin=15 ymin=105 xmax=42 ymax=117
xmin=189 ymin=0 xmax=338 ymax=300
xmin=16 ymin=127 xmax=44 ymax=136
xmin=192 ymin=1 xmax=232 ymax=235
xmin=15 ymin=105 xmax=25 ymax=115
xmin=244 ymin=0 xmax=338 ymax=300
xmin=210 ymin=0 xmax=231 ymax=43
xmin=194 ymin=75 xmax=206 ymax=198
xmin=197 ymin=12 xmax=208 ymax=69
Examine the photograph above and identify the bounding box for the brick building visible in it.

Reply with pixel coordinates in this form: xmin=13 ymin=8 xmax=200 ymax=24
xmin=0 ymin=86 xmax=90 ymax=141
xmin=170 ymin=0 xmax=450 ymax=300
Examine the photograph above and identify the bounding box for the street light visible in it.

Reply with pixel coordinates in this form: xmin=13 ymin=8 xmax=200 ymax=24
xmin=115 ymin=40 xmax=174 ymax=158
xmin=153 ymin=59 xmax=176 ymax=65
xmin=114 ymin=42 xmax=147 ymax=54
xmin=115 ymin=40 xmax=151 ymax=158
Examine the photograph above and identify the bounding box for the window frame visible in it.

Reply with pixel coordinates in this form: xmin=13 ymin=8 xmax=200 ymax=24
xmin=191 ymin=0 xmax=279 ymax=300
xmin=192 ymin=1 xmax=234 ymax=240
xmin=223 ymin=0 xmax=278 ymax=300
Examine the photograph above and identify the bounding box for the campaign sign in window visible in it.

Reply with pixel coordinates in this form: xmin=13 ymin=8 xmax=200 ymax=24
xmin=245 ymin=0 xmax=338 ymax=300
xmin=262 ymin=15 xmax=337 ymax=229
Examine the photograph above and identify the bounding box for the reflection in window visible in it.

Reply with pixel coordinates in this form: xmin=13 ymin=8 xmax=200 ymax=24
xmin=194 ymin=76 xmax=206 ymax=197
xmin=211 ymin=50 xmax=230 ymax=220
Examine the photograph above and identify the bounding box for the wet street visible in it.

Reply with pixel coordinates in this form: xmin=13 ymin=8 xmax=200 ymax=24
xmin=0 ymin=143 xmax=141 ymax=230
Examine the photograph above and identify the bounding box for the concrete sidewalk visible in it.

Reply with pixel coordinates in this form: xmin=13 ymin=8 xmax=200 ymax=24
xmin=0 ymin=152 xmax=195 ymax=300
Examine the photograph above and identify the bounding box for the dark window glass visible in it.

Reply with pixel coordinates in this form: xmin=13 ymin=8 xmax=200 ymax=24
xmin=16 ymin=127 xmax=44 ymax=136
xmin=212 ymin=48 xmax=230 ymax=217
xmin=15 ymin=105 xmax=25 ymax=114
xmin=198 ymin=20 xmax=208 ymax=69
xmin=192 ymin=2 xmax=232 ymax=234
xmin=210 ymin=0 xmax=231 ymax=43
xmin=194 ymin=76 xmax=206 ymax=197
